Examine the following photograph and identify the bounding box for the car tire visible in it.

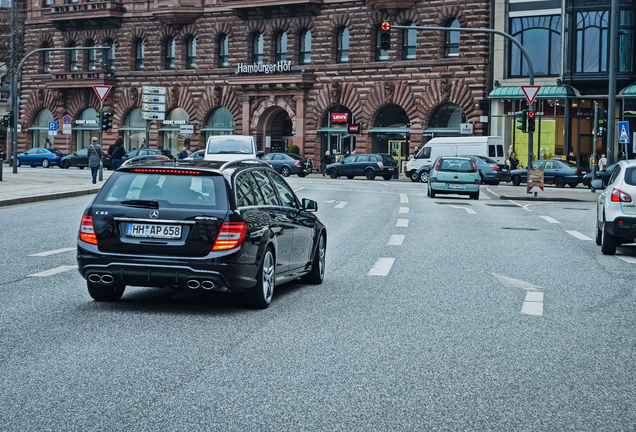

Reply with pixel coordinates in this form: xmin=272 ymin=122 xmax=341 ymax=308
xmin=479 ymin=172 xmax=485 ymax=185
xmin=596 ymin=222 xmax=602 ymax=246
xmin=426 ymin=185 xmax=430 ymax=197
xmin=568 ymin=183 xmax=578 ymax=188
xmin=555 ymin=177 xmax=566 ymax=188
xmin=365 ymin=169 xmax=376 ymax=180
xmin=346 ymin=175 xmax=354 ymax=179
xmin=298 ymin=173 xmax=306 ymax=177
xmin=87 ymin=280 xmax=125 ymax=302
xmin=79 ymin=166 xmax=85 ymax=170
xmin=301 ymin=233 xmax=326 ymax=284
xmin=60 ymin=160 xmax=70 ymax=169
xmin=470 ymin=191 xmax=480 ymax=200
xmin=383 ymin=175 xmax=392 ymax=181
xmin=512 ymin=175 xmax=521 ymax=186
xmin=42 ymin=158 xmax=50 ymax=168
xmin=429 ymin=186 xmax=436 ymax=198
xmin=16 ymin=158 xmax=21 ymax=167
xmin=281 ymin=166 xmax=291 ymax=177
xmin=419 ymin=170 xmax=429 ymax=183
xmin=410 ymin=171 xmax=419 ymax=182
xmin=601 ymin=217 xmax=617 ymax=255
xmin=245 ymin=248 xmax=275 ymax=309
xmin=329 ymin=168 xmax=338 ymax=179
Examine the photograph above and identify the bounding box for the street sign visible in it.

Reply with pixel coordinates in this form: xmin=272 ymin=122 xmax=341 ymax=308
xmin=17 ymin=124 xmax=21 ymax=133
xmin=142 ymin=86 xmax=166 ymax=95
xmin=143 ymin=112 xmax=165 ymax=121
xmin=93 ymin=85 xmax=112 ymax=102
xmin=460 ymin=123 xmax=473 ymax=134
xmin=180 ymin=124 xmax=194 ymax=134
xmin=49 ymin=130 xmax=57 ymax=136
xmin=521 ymin=85 xmax=541 ymax=105
xmin=142 ymin=95 xmax=166 ymax=104
xmin=529 ymin=168 xmax=544 ymax=192
xmin=142 ymin=103 xmax=166 ymax=112
xmin=63 ymin=115 xmax=72 ymax=125
xmin=618 ymin=121 xmax=630 ymax=144
xmin=49 ymin=122 xmax=57 ymax=132
xmin=62 ymin=124 xmax=72 ymax=135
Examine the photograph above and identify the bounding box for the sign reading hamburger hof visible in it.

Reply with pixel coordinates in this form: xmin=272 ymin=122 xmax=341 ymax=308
xmin=236 ymin=61 xmax=292 ymax=74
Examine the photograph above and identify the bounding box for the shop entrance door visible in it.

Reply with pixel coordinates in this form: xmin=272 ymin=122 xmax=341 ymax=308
xmin=329 ymin=133 xmax=355 ymax=155
xmin=389 ymin=140 xmax=407 ymax=173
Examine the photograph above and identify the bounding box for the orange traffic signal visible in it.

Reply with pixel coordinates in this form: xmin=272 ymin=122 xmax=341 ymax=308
xmin=381 ymin=22 xmax=391 ymax=31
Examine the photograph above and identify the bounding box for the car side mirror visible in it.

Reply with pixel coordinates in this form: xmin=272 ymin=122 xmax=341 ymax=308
xmin=591 ymin=179 xmax=604 ymax=189
xmin=302 ymin=198 xmax=318 ymax=212
xmin=256 ymin=151 xmax=264 ymax=158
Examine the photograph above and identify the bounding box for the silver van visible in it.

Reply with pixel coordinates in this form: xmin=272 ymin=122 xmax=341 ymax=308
xmin=203 ymin=135 xmax=264 ymax=162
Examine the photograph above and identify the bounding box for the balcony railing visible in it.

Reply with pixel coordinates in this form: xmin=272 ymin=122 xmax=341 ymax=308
xmin=48 ymin=0 xmax=125 ymax=30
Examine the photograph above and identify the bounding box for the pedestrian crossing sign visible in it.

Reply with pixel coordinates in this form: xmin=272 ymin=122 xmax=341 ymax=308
xmin=618 ymin=121 xmax=630 ymax=144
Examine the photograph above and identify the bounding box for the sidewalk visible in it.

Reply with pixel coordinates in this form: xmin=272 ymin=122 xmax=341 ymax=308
xmin=485 ymin=183 xmax=600 ymax=202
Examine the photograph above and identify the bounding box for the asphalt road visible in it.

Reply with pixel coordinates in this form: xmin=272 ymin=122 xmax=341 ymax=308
xmin=1 ymin=177 xmax=635 ymax=431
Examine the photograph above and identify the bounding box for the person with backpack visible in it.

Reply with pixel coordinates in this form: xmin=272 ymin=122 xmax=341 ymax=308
xmin=88 ymin=137 xmax=103 ymax=184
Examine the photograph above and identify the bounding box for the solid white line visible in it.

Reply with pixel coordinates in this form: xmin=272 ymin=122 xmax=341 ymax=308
xmin=524 ymin=291 xmax=544 ymax=302
xmin=508 ymin=200 xmax=524 ymax=208
xmin=615 ymin=254 xmax=636 ymax=264
xmin=399 ymin=207 xmax=409 ymax=214
xmin=566 ymin=230 xmax=593 ymax=241
xmin=323 ymin=200 xmax=336 ymax=203
xmin=28 ymin=265 xmax=77 ymax=277
xmin=485 ymin=186 xmax=500 ymax=197
xmin=400 ymin=193 xmax=409 ymax=203
xmin=367 ymin=258 xmax=395 ymax=276
xmin=521 ymin=301 xmax=544 ymax=316
xmin=334 ymin=201 xmax=348 ymax=208
xmin=449 ymin=205 xmax=477 ymax=214
xmin=387 ymin=235 xmax=405 ymax=246
xmin=294 ymin=187 xmax=304 ymax=192
xmin=28 ymin=247 xmax=75 ymax=257
xmin=396 ymin=219 xmax=409 ymax=227
xmin=539 ymin=215 xmax=560 ymax=224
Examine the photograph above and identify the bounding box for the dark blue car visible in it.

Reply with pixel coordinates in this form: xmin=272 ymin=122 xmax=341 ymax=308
xmin=510 ymin=159 xmax=587 ymax=188
xmin=11 ymin=147 xmax=66 ymax=168
xmin=260 ymin=152 xmax=311 ymax=177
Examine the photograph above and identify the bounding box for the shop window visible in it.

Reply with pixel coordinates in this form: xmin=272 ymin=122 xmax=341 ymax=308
xmin=32 ymin=109 xmax=54 ymax=148
xmin=76 ymin=108 xmax=99 ymax=150
xmin=376 ymin=26 xmax=389 ymax=61
xmin=219 ymin=34 xmax=229 ymax=68
xmin=510 ymin=15 xmax=561 ymax=77
xmin=403 ymin=23 xmax=417 ymax=60
xmin=300 ymin=30 xmax=311 ymax=64
xmin=162 ymin=108 xmax=190 ymax=156
xmin=619 ymin=10 xmax=634 ymax=73
xmin=445 ymin=19 xmax=460 ymax=58
xmin=102 ymin=39 xmax=115 ymax=71
xmin=337 ymin=27 xmax=349 ymax=63
xmin=166 ymin=38 xmax=176 ymax=70
xmin=122 ymin=108 xmax=146 ymax=152
xmin=253 ymin=33 xmax=264 ymax=65
xmin=276 ymin=31 xmax=287 ymax=62
xmin=68 ymin=42 xmax=78 ymax=72
xmin=42 ymin=46 xmax=50 ymax=74
xmin=186 ymin=36 xmax=196 ymax=69
xmin=135 ymin=39 xmax=145 ymax=71
xmin=575 ymin=11 xmax=609 ymax=73
xmin=43 ymin=0 xmax=52 ymax=5
xmin=204 ymin=107 xmax=235 ymax=142
xmin=86 ymin=40 xmax=96 ymax=71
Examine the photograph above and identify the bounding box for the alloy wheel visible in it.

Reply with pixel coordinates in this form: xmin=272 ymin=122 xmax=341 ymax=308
xmin=262 ymin=251 xmax=275 ymax=303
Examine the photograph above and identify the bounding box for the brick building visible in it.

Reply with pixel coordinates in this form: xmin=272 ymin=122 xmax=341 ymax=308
xmin=20 ymin=0 xmax=491 ymax=168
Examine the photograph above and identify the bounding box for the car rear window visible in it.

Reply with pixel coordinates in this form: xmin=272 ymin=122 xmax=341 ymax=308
xmin=623 ymin=167 xmax=636 ymax=186
xmin=438 ymin=158 xmax=475 ymax=172
xmin=562 ymin=160 xmax=577 ymax=168
xmin=380 ymin=154 xmax=395 ymax=164
xmin=206 ymin=137 xmax=255 ymax=155
xmin=97 ymin=172 xmax=228 ymax=208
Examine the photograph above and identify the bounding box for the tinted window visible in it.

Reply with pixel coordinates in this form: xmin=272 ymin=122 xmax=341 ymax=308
xmin=488 ymin=145 xmax=496 ymax=157
xmin=236 ymin=172 xmax=263 ymax=207
xmin=127 ymin=150 xmax=139 ymax=158
xmin=26 ymin=149 xmax=38 ymax=154
xmin=76 ymin=149 xmax=88 ymax=156
xmin=207 ymin=137 xmax=254 ymax=155
xmin=497 ymin=145 xmax=504 ymax=157
xmin=532 ymin=161 xmax=545 ymax=169
xmin=286 ymin=153 xmax=303 ymax=160
xmin=607 ymin=163 xmax=617 ymax=173
xmin=273 ymin=154 xmax=285 ymax=161
xmin=470 ymin=155 xmax=498 ymax=164
xmin=623 ymin=167 xmax=636 ymax=186
xmin=357 ymin=155 xmax=369 ymax=163
xmin=268 ymin=171 xmax=297 ymax=208
xmin=562 ymin=160 xmax=577 ymax=168
xmin=609 ymin=165 xmax=621 ymax=185
xmin=438 ymin=158 xmax=474 ymax=172
xmin=251 ymin=170 xmax=279 ymax=206
xmin=544 ymin=161 xmax=557 ymax=169
xmin=38 ymin=149 xmax=46 ymax=154
xmin=380 ymin=154 xmax=395 ymax=164
xmin=261 ymin=154 xmax=274 ymax=161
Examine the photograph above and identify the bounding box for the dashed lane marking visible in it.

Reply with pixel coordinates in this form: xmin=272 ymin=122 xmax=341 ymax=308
xmin=400 ymin=194 xmax=409 ymax=203
xmin=539 ymin=215 xmax=560 ymax=224
xmin=396 ymin=219 xmax=409 ymax=227
xmin=615 ymin=254 xmax=636 ymax=264
xmin=28 ymin=247 xmax=75 ymax=257
xmin=367 ymin=258 xmax=395 ymax=276
xmin=399 ymin=207 xmax=409 ymax=214
xmin=387 ymin=235 xmax=405 ymax=246
xmin=28 ymin=265 xmax=77 ymax=277
xmin=449 ymin=205 xmax=477 ymax=214
xmin=334 ymin=201 xmax=348 ymax=208
xmin=566 ymin=230 xmax=593 ymax=241
xmin=493 ymin=273 xmax=544 ymax=317
xmin=323 ymin=200 xmax=336 ymax=203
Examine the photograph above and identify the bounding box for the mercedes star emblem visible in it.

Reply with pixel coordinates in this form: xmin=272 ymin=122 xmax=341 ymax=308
xmin=149 ymin=210 xmax=159 ymax=219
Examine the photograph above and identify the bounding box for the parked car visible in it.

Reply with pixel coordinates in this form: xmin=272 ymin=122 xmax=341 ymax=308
xmin=326 ymin=153 xmax=398 ymax=180
xmin=593 ymin=160 xmax=636 ymax=255
xmin=427 ymin=156 xmax=481 ymax=199
xmin=510 ymin=159 xmax=586 ymax=188
xmin=203 ymin=135 xmax=264 ymax=162
xmin=103 ymin=148 xmax=165 ymax=170
xmin=183 ymin=149 xmax=205 ymax=161
xmin=11 ymin=147 xmax=66 ymax=168
xmin=583 ymin=163 xmax=617 ymax=188
xmin=119 ymin=154 xmax=170 ymax=168
xmin=459 ymin=154 xmax=511 ymax=185
xmin=260 ymin=152 xmax=311 ymax=177
xmin=76 ymin=159 xmax=327 ymax=309
xmin=60 ymin=148 xmax=89 ymax=169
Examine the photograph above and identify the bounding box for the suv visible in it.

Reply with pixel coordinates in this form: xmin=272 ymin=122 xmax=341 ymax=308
xmin=203 ymin=135 xmax=264 ymax=162
xmin=594 ymin=160 xmax=636 ymax=254
xmin=325 ymin=153 xmax=398 ymax=180
xmin=77 ymin=159 xmax=327 ymax=309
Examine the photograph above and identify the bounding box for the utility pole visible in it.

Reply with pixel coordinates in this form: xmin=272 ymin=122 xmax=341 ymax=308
xmin=9 ymin=0 xmax=18 ymax=173
xmin=606 ymin=0 xmax=620 ymax=164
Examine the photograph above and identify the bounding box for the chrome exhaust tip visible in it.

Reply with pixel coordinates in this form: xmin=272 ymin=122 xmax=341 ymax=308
xmin=88 ymin=274 xmax=101 ymax=283
xmin=201 ymin=280 xmax=215 ymax=290
xmin=187 ymin=279 xmax=200 ymax=289
xmin=100 ymin=274 xmax=114 ymax=284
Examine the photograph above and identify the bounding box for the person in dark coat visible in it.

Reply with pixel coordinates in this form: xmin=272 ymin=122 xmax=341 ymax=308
xmin=508 ymin=152 xmax=521 ymax=170
xmin=566 ymin=151 xmax=576 ymax=162
xmin=321 ymin=151 xmax=332 ymax=176
xmin=110 ymin=136 xmax=126 ymax=171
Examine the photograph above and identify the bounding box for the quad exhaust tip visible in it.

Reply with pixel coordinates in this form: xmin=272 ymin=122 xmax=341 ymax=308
xmin=201 ymin=281 xmax=215 ymax=290
xmin=88 ymin=274 xmax=101 ymax=283
xmin=187 ymin=279 xmax=200 ymax=289
xmin=88 ymin=274 xmax=115 ymax=285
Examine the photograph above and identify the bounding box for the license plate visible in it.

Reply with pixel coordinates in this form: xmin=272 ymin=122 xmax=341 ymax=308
xmin=447 ymin=184 xmax=465 ymax=190
xmin=126 ymin=223 xmax=182 ymax=239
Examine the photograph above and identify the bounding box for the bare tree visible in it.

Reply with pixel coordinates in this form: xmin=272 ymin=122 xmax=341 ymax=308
xmin=0 ymin=1 xmax=28 ymax=80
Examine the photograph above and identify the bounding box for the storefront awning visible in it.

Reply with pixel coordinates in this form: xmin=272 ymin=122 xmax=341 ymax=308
xmin=367 ymin=128 xmax=409 ymax=133
xmin=118 ymin=127 xmax=146 ymax=131
xmin=488 ymin=85 xmax=576 ymax=99
xmin=422 ymin=127 xmax=460 ymax=134
xmin=317 ymin=127 xmax=349 ymax=133
xmin=200 ymin=127 xmax=235 ymax=132
xmin=622 ymin=85 xmax=636 ymax=97
xmin=73 ymin=127 xmax=99 ymax=131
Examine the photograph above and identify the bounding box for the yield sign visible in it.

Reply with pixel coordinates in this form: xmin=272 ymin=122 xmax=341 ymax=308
xmin=521 ymin=85 xmax=541 ymax=105
xmin=93 ymin=85 xmax=112 ymax=102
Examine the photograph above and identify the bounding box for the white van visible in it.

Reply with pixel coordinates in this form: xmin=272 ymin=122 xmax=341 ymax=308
xmin=405 ymin=136 xmax=505 ymax=182
xmin=202 ymin=135 xmax=264 ymax=162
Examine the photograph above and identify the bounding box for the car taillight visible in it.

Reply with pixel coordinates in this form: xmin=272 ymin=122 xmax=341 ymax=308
xmin=212 ymin=222 xmax=247 ymax=251
xmin=294 ymin=161 xmax=301 ymax=166
xmin=472 ymin=162 xmax=478 ymax=172
xmin=611 ymin=188 xmax=632 ymax=202
xmin=491 ymin=165 xmax=500 ymax=171
xmin=79 ymin=215 xmax=98 ymax=245
xmin=55 ymin=155 xmax=60 ymax=159
xmin=435 ymin=161 xmax=441 ymax=171
xmin=377 ymin=162 xmax=384 ymax=168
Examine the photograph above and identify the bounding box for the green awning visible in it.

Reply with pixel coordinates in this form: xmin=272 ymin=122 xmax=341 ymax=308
xmin=317 ymin=127 xmax=349 ymax=133
xmin=422 ymin=128 xmax=460 ymax=134
xmin=118 ymin=127 xmax=146 ymax=131
xmin=368 ymin=128 xmax=409 ymax=133
xmin=72 ymin=126 xmax=100 ymax=131
xmin=623 ymin=85 xmax=636 ymax=97
xmin=28 ymin=126 xmax=50 ymax=130
xmin=488 ymin=85 xmax=576 ymax=99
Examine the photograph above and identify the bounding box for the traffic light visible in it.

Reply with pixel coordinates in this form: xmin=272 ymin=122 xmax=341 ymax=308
xmin=380 ymin=22 xmax=391 ymax=51
xmin=515 ymin=110 xmax=528 ymax=133
xmin=596 ymin=107 xmax=607 ymax=137
xmin=527 ymin=111 xmax=536 ymax=133
xmin=101 ymin=111 xmax=112 ymax=132
xmin=1 ymin=115 xmax=8 ymax=128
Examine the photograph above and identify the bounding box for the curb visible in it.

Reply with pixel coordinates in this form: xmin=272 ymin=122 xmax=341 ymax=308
xmin=497 ymin=195 xmax=595 ymax=203
xmin=0 ymin=188 xmax=101 ymax=208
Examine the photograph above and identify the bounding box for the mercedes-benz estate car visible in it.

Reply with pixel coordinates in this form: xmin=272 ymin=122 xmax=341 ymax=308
xmin=77 ymin=159 xmax=326 ymax=309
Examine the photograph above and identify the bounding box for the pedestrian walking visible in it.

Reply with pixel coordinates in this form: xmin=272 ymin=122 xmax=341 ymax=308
xmin=508 ymin=152 xmax=521 ymax=170
xmin=598 ymin=154 xmax=608 ymax=170
xmin=321 ymin=151 xmax=332 ymax=176
xmin=178 ymin=146 xmax=189 ymax=159
xmin=110 ymin=136 xmax=126 ymax=171
xmin=88 ymin=137 xmax=103 ymax=184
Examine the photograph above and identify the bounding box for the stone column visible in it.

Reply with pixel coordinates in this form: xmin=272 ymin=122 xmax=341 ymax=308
xmin=294 ymin=94 xmax=305 ymax=155
xmin=242 ymin=97 xmax=250 ymax=136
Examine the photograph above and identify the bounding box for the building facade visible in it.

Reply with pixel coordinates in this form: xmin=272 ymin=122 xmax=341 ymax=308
xmin=19 ymin=0 xmax=491 ymax=167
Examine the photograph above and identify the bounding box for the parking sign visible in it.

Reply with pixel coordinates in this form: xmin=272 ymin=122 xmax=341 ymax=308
xmin=48 ymin=122 xmax=57 ymax=131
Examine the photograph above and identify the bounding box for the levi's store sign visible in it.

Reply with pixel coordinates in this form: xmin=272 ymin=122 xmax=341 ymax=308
xmin=348 ymin=124 xmax=360 ymax=133
xmin=332 ymin=113 xmax=349 ymax=123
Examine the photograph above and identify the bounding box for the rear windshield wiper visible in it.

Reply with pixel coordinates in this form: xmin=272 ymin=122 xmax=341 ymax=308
xmin=120 ymin=200 xmax=159 ymax=209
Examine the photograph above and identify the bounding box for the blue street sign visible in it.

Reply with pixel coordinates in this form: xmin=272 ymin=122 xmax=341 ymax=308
xmin=48 ymin=122 xmax=58 ymax=131
xmin=618 ymin=121 xmax=630 ymax=144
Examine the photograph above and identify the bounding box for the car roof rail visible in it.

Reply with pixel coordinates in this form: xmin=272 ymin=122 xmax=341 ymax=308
xmin=219 ymin=159 xmax=271 ymax=170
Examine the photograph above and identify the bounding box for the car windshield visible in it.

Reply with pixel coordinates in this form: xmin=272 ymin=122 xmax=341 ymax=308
xmin=418 ymin=147 xmax=432 ymax=159
xmin=97 ymin=172 xmax=228 ymax=209
xmin=207 ymin=137 xmax=254 ymax=155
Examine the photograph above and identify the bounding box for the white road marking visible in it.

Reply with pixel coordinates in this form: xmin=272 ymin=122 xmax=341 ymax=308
xmin=485 ymin=186 xmax=500 ymax=197
xmin=368 ymin=258 xmax=395 ymax=276
xmin=539 ymin=215 xmax=560 ymax=224
xmin=28 ymin=265 xmax=77 ymax=277
xmin=507 ymin=199 xmax=533 ymax=212
xmin=334 ymin=201 xmax=348 ymax=208
xmin=396 ymin=219 xmax=409 ymax=227
xmin=492 ymin=273 xmax=543 ymax=290
xmin=449 ymin=205 xmax=477 ymax=214
xmin=400 ymin=193 xmax=409 ymax=203
xmin=521 ymin=301 xmax=544 ymax=316
xmin=524 ymin=291 xmax=544 ymax=302
xmin=615 ymin=254 xmax=636 ymax=264
xmin=387 ymin=235 xmax=405 ymax=246
xmin=323 ymin=200 xmax=336 ymax=203
xmin=566 ymin=230 xmax=593 ymax=241
xmin=399 ymin=207 xmax=409 ymax=214
xmin=294 ymin=187 xmax=304 ymax=192
xmin=493 ymin=274 xmax=544 ymax=316
xmin=28 ymin=247 xmax=75 ymax=257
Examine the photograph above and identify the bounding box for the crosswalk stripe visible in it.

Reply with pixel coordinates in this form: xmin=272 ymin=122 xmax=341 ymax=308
xmin=28 ymin=265 xmax=77 ymax=277
xmin=28 ymin=247 xmax=75 ymax=257
xmin=539 ymin=215 xmax=560 ymax=224
xmin=400 ymin=194 xmax=409 ymax=203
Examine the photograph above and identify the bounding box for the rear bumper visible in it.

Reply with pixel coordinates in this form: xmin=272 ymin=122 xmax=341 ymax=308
xmin=431 ymin=182 xmax=480 ymax=193
xmin=607 ymin=217 xmax=636 ymax=239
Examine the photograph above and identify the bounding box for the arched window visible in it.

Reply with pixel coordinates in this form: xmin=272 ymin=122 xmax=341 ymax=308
xmin=32 ymin=109 xmax=55 ymax=148
xmin=299 ymin=30 xmax=311 ymax=64
xmin=403 ymin=23 xmax=417 ymax=60
xmin=42 ymin=45 xmax=51 ymax=74
xmin=102 ymin=39 xmax=115 ymax=71
xmin=445 ymin=19 xmax=460 ymax=58
xmin=166 ymin=38 xmax=176 ymax=70
xmin=122 ymin=108 xmax=146 ymax=151
xmin=428 ymin=103 xmax=467 ymax=134
xmin=203 ymin=107 xmax=235 ymax=141
xmin=376 ymin=27 xmax=389 ymax=61
xmin=219 ymin=34 xmax=229 ymax=68
xmin=135 ymin=39 xmax=145 ymax=71
xmin=86 ymin=40 xmax=96 ymax=71
xmin=253 ymin=33 xmax=264 ymax=65
xmin=186 ymin=36 xmax=196 ymax=69
xmin=276 ymin=31 xmax=287 ymax=62
xmin=337 ymin=27 xmax=349 ymax=63
xmin=510 ymin=16 xmax=561 ymax=77
xmin=68 ymin=41 xmax=78 ymax=72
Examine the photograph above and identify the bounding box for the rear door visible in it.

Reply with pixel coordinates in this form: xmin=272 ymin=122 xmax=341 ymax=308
xmin=76 ymin=148 xmax=89 ymax=166
xmin=354 ymin=155 xmax=371 ymax=176
xmin=619 ymin=166 xmax=636 ymax=215
xmin=543 ymin=161 xmax=557 ymax=183
xmin=338 ymin=155 xmax=356 ymax=176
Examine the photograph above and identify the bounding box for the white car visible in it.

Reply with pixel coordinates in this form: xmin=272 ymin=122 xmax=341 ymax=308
xmin=202 ymin=135 xmax=264 ymax=162
xmin=593 ymin=160 xmax=636 ymax=254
